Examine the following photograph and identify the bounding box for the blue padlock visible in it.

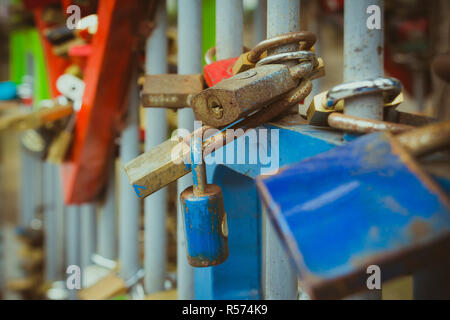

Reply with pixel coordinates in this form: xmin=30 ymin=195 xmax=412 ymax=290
xmin=180 ymin=134 xmax=229 ymax=267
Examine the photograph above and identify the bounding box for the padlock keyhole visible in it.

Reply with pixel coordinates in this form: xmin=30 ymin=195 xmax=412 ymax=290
xmin=209 ymin=98 xmax=224 ymax=119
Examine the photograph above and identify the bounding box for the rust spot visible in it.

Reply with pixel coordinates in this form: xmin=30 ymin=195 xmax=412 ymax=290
xmin=409 ymin=219 xmax=432 ymax=241
xmin=377 ymin=46 xmax=383 ymax=56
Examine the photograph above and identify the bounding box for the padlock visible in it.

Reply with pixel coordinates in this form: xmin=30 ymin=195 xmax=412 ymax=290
xmin=21 ymin=125 xmax=58 ymax=158
xmin=46 ymin=113 xmax=76 ymax=164
xmin=13 ymin=106 xmax=73 ymax=158
xmin=192 ymin=62 xmax=312 ymax=127
xmin=124 ymin=79 xmax=314 ymax=200
xmin=180 ymin=134 xmax=229 ymax=267
xmin=307 ymin=86 xmax=404 ymax=126
xmin=141 ymin=74 xmax=205 ymax=108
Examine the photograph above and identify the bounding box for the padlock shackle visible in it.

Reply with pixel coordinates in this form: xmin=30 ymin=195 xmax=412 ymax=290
xmin=256 ymin=50 xmax=316 ymax=67
xmin=396 ymin=120 xmax=450 ymax=157
xmin=247 ymin=31 xmax=316 ymax=64
xmin=191 ymin=134 xmax=207 ymax=196
xmin=325 ymin=77 xmax=402 ymax=109
xmin=327 ymin=112 xmax=413 ymax=134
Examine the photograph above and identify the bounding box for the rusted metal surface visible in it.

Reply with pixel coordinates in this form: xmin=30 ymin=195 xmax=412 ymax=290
xmin=327 ymin=112 xmax=413 ymax=134
xmin=191 ymin=64 xmax=298 ymax=127
xmin=247 ymin=31 xmax=316 ymax=63
xmin=396 ymin=120 xmax=450 ymax=157
xmin=141 ymin=74 xmax=205 ymax=108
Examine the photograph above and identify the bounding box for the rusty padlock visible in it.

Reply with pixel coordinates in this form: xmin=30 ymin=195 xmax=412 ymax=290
xmin=180 ymin=134 xmax=229 ymax=267
xmin=46 ymin=113 xmax=76 ymax=164
xmin=192 ymin=59 xmax=316 ymax=127
xmin=307 ymin=78 xmax=404 ymax=126
xmin=141 ymin=74 xmax=205 ymax=108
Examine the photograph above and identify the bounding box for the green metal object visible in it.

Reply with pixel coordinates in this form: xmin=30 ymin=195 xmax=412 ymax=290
xmin=10 ymin=28 xmax=50 ymax=105
xmin=202 ymin=0 xmax=215 ymax=66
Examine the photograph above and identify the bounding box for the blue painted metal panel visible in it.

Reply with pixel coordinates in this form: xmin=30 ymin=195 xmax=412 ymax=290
xmin=195 ymin=167 xmax=261 ymax=299
xmin=194 ymin=119 xmax=450 ymax=299
xmin=257 ymin=131 xmax=450 ymax=299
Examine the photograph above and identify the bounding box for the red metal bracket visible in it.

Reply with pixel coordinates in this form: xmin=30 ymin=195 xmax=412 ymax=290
xmin=61 ymin=0 xmax=147 ymax=204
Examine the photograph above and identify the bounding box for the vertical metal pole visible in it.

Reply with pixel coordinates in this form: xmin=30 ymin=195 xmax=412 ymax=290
xmin=54 ymin=168 xmax=65 ymax=279
xmin=119 ymin=69 xmax=141 ymax=281
xmin=343 ymin=0 xmax=383 ymax=300
xmin=66 ymin=205 xmax=81 ymax=300
xmin=20 ymin=146 xmax=34 ymax=226
xmin=308 ymin=1 xmax=322 ymax=97
xmin=253 ymin=0 xmax=267 ymax=46
xmin=80 ymin=204 xmax=96 ymax=271
xmin=344 ymin=0 xmax=384 ymax=120
xmin=413 ymin=70 xmax=425 ymax=111
xmin=263 ymin=0 xmax=299 ymax=300
xmin=20 ymin=147 xmax=42 ymax=227
xmin=43 ymin=163 xmax=57 ymax=281
xmin=177 ymin=0 xmax=202 ymax=300
xmin=97 ymin=161 xmax=116 ymax=260
xmin=216 ymin=0 xmax=243 ymax=60
xmin=144 ymin=0 xmax=168 ymax=294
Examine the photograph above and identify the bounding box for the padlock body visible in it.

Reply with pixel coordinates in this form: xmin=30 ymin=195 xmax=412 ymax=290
xmin=180 ymin=184 xmax=229 ymax=267
xmin=192 ymin=64 xmax=297 ymax=127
